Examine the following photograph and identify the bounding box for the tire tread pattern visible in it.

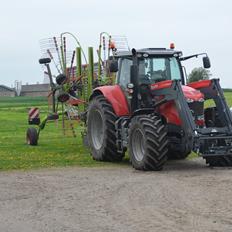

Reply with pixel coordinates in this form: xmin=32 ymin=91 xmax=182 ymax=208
xmin=129 ymin=114 xmax=168 ymax=171
xmin=87 ymin=95 xmax=124 ymax=162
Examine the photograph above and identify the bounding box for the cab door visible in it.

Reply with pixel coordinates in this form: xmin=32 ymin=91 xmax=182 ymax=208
xmin=116 ymin=58 xmax=133 ymax=108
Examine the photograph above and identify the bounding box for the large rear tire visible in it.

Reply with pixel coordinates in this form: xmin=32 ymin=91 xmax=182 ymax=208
xmin=87 ymin=95 xmax=124 ymax=162
xmin=128 ymin=114 xmax=168 ymax=171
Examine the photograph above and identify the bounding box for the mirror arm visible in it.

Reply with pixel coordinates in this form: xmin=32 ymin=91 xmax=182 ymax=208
xmin=182 ymin=66 xmax=188 ymax=84
xmin=180 ymin=53 xmax=207 ymax=61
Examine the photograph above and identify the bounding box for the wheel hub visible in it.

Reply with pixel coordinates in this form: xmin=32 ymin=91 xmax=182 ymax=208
xmin=131 ymin=128 xmax=145 ymax=162
xmin=90 ymin=110 xmax=104 ymax=150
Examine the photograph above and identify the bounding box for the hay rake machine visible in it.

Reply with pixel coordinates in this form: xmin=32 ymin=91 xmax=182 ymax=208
xmin=26 ymin=32 xmax=128 ymax=145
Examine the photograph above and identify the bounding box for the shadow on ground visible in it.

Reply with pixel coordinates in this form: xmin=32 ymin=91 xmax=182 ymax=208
xmin=113 ymin=156 xmax=232 ymax=173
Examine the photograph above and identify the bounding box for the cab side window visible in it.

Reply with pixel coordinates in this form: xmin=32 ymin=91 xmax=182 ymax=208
xmin=118 ymin=58 xmax=132 ymax=88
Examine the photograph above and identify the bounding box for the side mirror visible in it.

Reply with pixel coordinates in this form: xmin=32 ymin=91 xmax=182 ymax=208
xmin=109 ymin=60 xmax=118 ymax=73
xmin=203 ymin=56 xmax=211 ymax=69
xmin=39 ymin=58 xmax=51 ymax=64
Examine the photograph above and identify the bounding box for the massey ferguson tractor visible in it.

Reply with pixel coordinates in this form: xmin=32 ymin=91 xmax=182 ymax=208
xmin=87 ymin=47 xmax=232 ymax=170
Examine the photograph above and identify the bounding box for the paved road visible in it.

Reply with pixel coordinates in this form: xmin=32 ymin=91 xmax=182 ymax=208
xmin=0 ymin=158 xmax=232 ymax=232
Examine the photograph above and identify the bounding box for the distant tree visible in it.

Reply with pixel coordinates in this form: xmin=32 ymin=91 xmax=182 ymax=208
xmin=188 ymin=67 xmax=211 ymax=83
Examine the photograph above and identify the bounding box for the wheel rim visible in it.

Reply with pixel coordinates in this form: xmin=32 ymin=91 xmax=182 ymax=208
xmin=90 ymin=109 xmax=104 ymax=150
xmin=131 ymin=128 xmax=145 ymax=162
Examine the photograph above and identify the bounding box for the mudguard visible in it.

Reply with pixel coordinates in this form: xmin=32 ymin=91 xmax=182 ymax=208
xmin=90 ymin=85 xmax=130 ymax=116
xmin=155 ymin=82 xmax=204 ymax=126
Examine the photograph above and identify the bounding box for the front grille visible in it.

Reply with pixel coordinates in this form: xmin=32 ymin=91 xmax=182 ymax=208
xmin=188 ymin=101 xmax=204 ymax=118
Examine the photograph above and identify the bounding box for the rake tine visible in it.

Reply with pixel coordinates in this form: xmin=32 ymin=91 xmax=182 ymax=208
xmin=63 ymin=37 xmax=67 ymax=73
xmin=47 ymin=49 xmax=61 ymax=74
xmin=53 ymin=37 xmax=63 ymax=73
xmin=69 ymin=50 xmax=76 ymax=80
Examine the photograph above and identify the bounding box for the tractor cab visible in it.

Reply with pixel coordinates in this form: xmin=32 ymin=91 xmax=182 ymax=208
xmin=138 ymin=55 xmax=182 ymax=84
xmin=115 ymin=48 xmax=185 ymax=88
xmin=113 ymin=48 xmax=211 ymax=123
xmin=114 ymin=47 xmax=211 ymax=89
xmin=113 ymin=48 xmax=206 ymax=118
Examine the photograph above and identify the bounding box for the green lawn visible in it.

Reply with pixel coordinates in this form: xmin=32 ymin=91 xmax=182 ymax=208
xmin=0 ymin=92 xmax=231 ymax=171
xmin=204 ymin=92 xmax=232 ymax=108
xmin=224 ymin=92 xmax=232 ymax=107
xmin=0 ymin=97 xmax=117 ymax=171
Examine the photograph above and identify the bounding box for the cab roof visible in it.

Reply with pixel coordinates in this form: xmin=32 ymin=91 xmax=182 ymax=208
xmin=114 ymin=48 xmax=183 ymax=57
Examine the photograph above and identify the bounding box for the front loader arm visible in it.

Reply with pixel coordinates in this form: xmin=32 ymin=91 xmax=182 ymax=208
xmin=188 ymin=79 xmax=232 ymax=132
xmin=151 ymin=79 xmax=232 ymax=158
xmin=151 ymin=80 xmax=196 ymax=151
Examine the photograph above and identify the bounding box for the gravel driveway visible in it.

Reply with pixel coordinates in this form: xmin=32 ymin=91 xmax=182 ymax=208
xmin=0 ymin=158 xmax=232 ymax=232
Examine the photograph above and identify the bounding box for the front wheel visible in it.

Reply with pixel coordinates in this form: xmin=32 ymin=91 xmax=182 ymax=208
xmin=128 ymin=114 xmax=168 ymax=171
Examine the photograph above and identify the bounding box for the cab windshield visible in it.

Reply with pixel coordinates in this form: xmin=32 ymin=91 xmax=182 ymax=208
xmin=139 ymin=57 xmax=182 ymax=84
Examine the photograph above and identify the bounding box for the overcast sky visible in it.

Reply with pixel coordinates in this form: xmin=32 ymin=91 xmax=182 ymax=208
xmin=0 ymin=0 xmax=231 ymax=87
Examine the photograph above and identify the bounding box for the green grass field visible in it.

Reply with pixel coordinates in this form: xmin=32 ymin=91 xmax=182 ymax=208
xmin=0 ymin=93 xmax=232 ymax=171
xmin=0 ymin=96 xmax=119 ymax=171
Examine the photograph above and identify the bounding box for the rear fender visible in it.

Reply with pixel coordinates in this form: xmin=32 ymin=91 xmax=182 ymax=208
xmin=90 ymin=85 xmax=130 ymax=116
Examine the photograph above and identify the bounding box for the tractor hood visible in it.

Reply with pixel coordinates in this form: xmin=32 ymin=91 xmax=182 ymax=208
xmin=182 ymin=85 xmax=204 ymax=101
xmin=150 ymin=80 xmax=204 ymax=101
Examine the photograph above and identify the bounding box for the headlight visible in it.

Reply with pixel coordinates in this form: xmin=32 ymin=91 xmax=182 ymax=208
xmin=127 ymin=83 xmax=134 ymax=89
xmin=186 ymin=98 xmax=204 ymax=103
xmin=198 ymin=98 xmax=204 ymax=102
xmin=186 ymin=98 xmax=194 ymax=103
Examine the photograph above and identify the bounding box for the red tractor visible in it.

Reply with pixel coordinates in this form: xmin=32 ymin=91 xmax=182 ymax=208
xmin=86 ymin=47 xmax=232 ymax=170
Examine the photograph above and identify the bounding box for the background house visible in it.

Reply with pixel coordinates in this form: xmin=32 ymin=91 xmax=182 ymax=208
xmin=0 ymin=85 xmax=16 ymax=97
xmin=20 ymin=83 xmax=50 ymax=97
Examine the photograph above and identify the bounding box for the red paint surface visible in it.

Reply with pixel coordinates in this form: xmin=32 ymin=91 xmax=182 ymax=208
xmin=187 ymin=80 xmax=211 ymax=89
xmin=150 ymin=80 xmax=172 ymax=90
xmin=157 ymin=85 xmax=204 ymax=125
xmin=94 ymin=85 xmax=130 ymax=116
xmin=182 ymin=85 xmax=204 ymax=101
xmin=158 ymin=100 xmax=182 ymax=125
xmin=94 ymin=82 xmax=205 ymax=126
